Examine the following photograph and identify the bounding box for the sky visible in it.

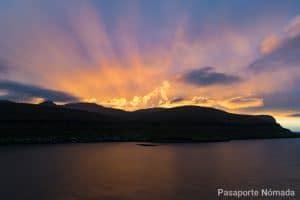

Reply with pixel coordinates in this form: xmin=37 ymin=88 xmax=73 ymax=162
xmin=0 ymin=0 xmax=299 ymax=131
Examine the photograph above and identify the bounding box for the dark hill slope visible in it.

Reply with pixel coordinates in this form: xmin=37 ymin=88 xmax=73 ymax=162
xmin=0 ymin=102 xmax=295 ymax=143
xmin=0 ymin=102 xmax=116 ymax=121
xmin=130 ymin=106 xmax=276 ymax=124
xmin=62 ymin=103 xmax=276 ymax=125
xmin=64 ymin=102 xmax=127 ymax=117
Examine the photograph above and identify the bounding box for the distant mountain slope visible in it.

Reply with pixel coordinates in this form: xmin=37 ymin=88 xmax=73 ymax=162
xmin=39 ymin=100 xmax=57 ymax=107
xmin=0 ymin=102 xmax=116 ymax=121
xmin=130 ymin=106 xmax=277 ymax=124
xmin=0 ymin=101 xmax=295 ymax=144
xmin=64 ymin=102 xmax=127 ymax=117
xmin=63 ymin=103 xmax=277 ymax=125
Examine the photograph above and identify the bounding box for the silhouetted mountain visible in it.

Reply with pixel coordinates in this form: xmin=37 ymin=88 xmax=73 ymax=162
xmin=0 ymin=100 xmax=14 ymax=104
xmin=0 ymin=102 xmax=116 ymax=121
xmin=0 ymin=101 xmax=296 ymax=144
xmin=62 ymin=103 xmax=278 ymax=124
xmin=39 ymin=100 xmax=57 ymax=107
xmin=64 ymin=102 xmax=127 ymax=117
xmin=64 ymin=103 xmax=169 ymax=119
xmin=131 ymin=106 xmax=277 ymax=124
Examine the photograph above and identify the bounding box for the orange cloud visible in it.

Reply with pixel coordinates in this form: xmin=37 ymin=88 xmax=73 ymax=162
xmin=219 ymin=97 xmax=264 ymax=110
xmin=260 ymin=35 xmax=280 ymax=55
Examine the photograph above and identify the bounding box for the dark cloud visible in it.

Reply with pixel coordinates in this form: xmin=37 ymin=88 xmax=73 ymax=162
xmin=180 ymin=67 xmax=241 ymax=86
xmin=226 ymin=97 xmax=262 ymax=104
xmin=288 ymin=113 xmax=300 ymax=117
xmin=0 ymin=80 xmax=79 ymax=102
xmin=169 ymin=97 xmax=185 ymax=104
xmin=249 ymin=35 xmax=300 ymax=71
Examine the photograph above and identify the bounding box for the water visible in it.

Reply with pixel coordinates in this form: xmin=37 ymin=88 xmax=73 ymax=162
xmin=0 ymin=139 xmax=300 ymax=200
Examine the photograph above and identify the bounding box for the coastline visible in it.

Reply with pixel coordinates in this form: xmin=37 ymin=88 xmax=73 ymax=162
xmin=0 ymin=133 xmax=298 ymax=145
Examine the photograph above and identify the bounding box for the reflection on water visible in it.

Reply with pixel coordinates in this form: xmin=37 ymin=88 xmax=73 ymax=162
xmin=0 ymin=139 xmax=300 ymax=199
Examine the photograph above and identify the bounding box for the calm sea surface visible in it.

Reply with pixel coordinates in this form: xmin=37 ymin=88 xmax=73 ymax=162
xmin=0 ymin=139 xmax=300 ymax=200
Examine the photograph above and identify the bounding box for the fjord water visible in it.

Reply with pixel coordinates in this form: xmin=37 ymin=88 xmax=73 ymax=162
xmin=0 ymin=139 xmax=300 ymax=200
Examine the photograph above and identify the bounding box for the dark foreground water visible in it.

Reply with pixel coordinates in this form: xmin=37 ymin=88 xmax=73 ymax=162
xmin=0 ymin=139 xmax=300 ymax=200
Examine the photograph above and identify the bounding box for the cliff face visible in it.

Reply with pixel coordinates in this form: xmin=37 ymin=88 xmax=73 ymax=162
xmin=0 ymin=102 xmax=294 ymax=143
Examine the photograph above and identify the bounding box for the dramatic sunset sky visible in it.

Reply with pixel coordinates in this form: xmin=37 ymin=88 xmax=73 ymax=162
xmin=0 ymin=0 xmax=299 ymax=130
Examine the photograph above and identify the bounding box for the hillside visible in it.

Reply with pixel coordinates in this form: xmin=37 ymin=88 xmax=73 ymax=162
xmin=0 ymin=101 xmax=296 ymax=144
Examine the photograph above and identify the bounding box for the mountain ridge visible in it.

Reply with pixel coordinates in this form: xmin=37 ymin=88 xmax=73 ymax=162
xmin=0 ymin=101 xmax=296 ymax=144
xmin=64 ymin=102 xmax=278 ymax=124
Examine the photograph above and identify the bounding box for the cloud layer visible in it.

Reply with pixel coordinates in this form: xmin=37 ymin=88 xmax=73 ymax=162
xmin=180 ymin=67 xmax=241 ymax=86
xmin=288 ymin=113 xmax=300 ymax=117
xmin=250 ymin=36 xmax=300 ymax=71
xmin=250 ymin=15 xmax=300 ymax=71
xmin=0 ymin=80 xmax=79 ymax=102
